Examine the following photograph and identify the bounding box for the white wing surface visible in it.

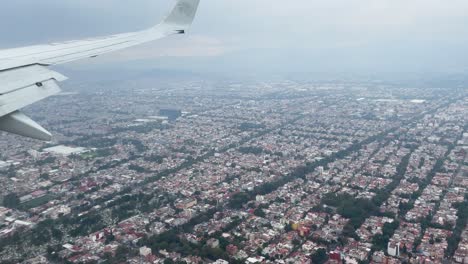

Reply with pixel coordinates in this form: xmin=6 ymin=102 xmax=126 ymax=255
xmin=0 ymin=0 xmax=200 ymax=141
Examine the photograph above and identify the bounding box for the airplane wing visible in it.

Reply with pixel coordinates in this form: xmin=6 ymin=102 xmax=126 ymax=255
xmin=0 ymin=0 xmax=200 ymax=141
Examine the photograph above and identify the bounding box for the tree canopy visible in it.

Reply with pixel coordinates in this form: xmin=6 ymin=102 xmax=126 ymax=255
xmin=311 ymin=248 xmax=328 ymax=264
xmin=3 ymin=193 xmax=20 ymax=209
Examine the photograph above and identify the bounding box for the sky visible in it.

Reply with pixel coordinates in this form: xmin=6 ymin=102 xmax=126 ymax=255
xmin=1 ymin=0 xmax=468 ymax=76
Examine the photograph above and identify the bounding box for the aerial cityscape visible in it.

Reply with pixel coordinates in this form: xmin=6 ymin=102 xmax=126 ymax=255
xmin=1 ymin=0 xmax=468 ymax=263
xmin=0 ymin=74 xmax=466 ymax=263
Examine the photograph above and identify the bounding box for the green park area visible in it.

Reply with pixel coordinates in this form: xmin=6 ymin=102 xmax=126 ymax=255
xmin=21 ymin=194 xmax=56 ymax=210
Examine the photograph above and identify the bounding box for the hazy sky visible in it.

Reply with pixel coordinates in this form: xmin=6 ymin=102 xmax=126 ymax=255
xmin=1 ymin=0 xmax=468 ymax=75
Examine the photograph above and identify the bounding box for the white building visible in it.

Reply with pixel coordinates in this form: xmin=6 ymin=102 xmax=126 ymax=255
xmin=213 ymin=260 xmax=229 ymax=264
xmin=43 ymin=145 xmax=88 ymax=156
xmin=139 ymin=246 xmax=152 ymax=257
xmin=387 ymin=242 xmax=400 ymax=257
xmin=0 ymin=161 xmax=10 ymax=169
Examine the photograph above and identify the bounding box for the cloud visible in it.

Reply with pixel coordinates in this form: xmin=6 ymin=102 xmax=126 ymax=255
xmin=94 ymin=35 xmax=232 ymax=62
xmin=65 ymin=34 xmax=237 ymax=71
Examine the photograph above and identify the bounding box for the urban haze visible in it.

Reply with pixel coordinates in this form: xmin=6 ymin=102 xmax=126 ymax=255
xmin=0 ymin=1 xmax=467 ymax=264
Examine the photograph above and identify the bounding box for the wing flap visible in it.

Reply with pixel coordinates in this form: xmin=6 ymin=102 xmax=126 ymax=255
xmin=0 ymin=79 xmax=61 ymax=117
xmin=0 ymin=64 xmax=67 ymax=94
xmin=0 ymin=65 xmax=65 ymax=117
xmin=0 ymin=65 xmax=65 ymax=139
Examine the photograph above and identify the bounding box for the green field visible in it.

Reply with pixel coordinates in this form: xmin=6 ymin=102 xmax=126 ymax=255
xmin=20 ymin=194 xmax=56 ymax=209
xmin=80 ymin=152 xmax=98 ymax=160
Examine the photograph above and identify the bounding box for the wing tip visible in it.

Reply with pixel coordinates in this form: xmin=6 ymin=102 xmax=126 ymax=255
xmin=162 ymin=0 xmax=201 ymax=28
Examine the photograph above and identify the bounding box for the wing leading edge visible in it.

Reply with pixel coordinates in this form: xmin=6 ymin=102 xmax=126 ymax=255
xmin=0 ymin=0 xmax=200 ymax=140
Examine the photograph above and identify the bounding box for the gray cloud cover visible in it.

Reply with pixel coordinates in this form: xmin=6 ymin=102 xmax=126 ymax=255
xmin=1 ymin=0 xmax=468 ymax=74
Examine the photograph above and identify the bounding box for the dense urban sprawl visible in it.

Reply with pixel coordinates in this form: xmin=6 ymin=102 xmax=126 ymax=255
xmin=0 ymin=76 xmax=466 ymax=264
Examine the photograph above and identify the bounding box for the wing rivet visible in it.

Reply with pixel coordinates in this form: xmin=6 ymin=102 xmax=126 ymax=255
xmin=35 ymin=82 xmax=43 ymax=87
